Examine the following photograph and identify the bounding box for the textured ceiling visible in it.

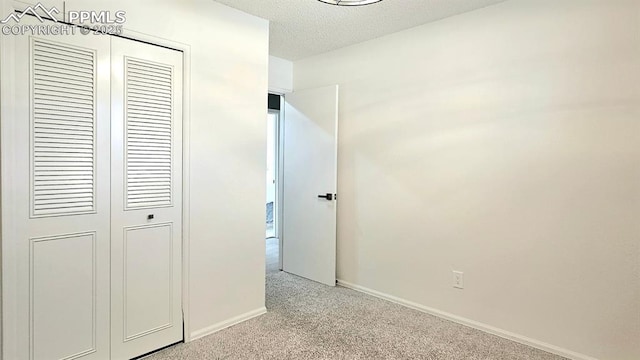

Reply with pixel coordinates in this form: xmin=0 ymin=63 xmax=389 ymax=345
xmin=214 ymin=0 xmax=508 ymax=60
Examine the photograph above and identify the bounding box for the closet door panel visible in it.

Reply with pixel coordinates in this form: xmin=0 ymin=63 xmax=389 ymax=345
xmin=11 ymin=17 xmax=111 ymax=360
xmin=31 ymin=232 xmax=97 ymax=360
xmin=31 ymin=38 xmax=97 ymax=217
xmin=110 ymin=36 xmax=184 ymax=360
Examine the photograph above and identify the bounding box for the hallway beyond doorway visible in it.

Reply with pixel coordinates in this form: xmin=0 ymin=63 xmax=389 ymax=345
xmin=266 ymin=109 xmax=279 ymax=239
xmin=266 ymin=237 xmax=279 ymax=273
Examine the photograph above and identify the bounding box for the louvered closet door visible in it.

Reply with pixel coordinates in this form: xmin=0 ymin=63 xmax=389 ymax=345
xmin=110 ymin=37 xmax=184 ymax=359
xmin=12 ymin=17 xmax=111 ymax=360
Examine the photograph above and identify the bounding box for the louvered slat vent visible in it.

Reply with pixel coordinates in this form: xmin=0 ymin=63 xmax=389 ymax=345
xmin=125 ymin=58 xmax=173 ymax=209
xmin=32 ymin=39 xmax=96 ymax=217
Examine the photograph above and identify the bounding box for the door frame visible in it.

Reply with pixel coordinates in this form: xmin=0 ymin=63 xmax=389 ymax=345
xmin=277 ymin=96 xmax=285 ymax=271
xmin=0 ymin=4 xmax=194 ymax=359
xmin=267 ymin=108 xmax=280 ymax=239
xmin=266 ymin=93 xmax=285 ymax=271
xmin=272 ymin=96 xmax=286 ymax=271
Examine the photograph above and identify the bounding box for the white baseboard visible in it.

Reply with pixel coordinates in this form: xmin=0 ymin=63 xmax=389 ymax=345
xmin=336 ymin=280 xmax=598 ymax=360
xmin=189 ymin=307 xmax=267 ymax=341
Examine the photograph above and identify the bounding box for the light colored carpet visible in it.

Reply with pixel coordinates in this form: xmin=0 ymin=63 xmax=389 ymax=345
xmin=146 ymin=238 xmax=565 ymax=360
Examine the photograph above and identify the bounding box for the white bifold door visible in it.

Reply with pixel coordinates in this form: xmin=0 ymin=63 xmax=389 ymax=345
xmin=8 ymin=17 xmax=183 ymax=360
xmin=110 ymin=37 xmax=183 ymax=359
xmin=282 ymin=85 xmax=339 ymax=287
xmin=11 ymin=23 xmax=112 ymax=360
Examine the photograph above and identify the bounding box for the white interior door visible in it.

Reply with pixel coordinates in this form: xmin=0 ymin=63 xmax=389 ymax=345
xmin=282 ymin=85 xmax=339 ymax=286
xmin=10 ymin=17 xmax=111 ymax=360
xmin=110 ymin=37 xmax=184 ymax=359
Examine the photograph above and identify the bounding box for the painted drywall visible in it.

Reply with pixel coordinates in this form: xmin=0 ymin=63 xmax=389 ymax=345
xmin=294 ymin=0 xmax=640 ymax=359
xmin=1 ymin=0 xmax=269 ymax=346
xmin=269 ymin=55 xmax=293 ymax=94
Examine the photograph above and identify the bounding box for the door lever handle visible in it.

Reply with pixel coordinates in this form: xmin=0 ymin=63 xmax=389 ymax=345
xmin=318 ymin=193 xmax=334 ymax=201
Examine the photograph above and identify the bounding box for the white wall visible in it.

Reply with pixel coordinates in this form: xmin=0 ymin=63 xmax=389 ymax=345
xmin=269 ymin=55 xmax=293 ymax=94
xmin=294 ymin=0 xmax=640 ymax=359
xmin=1 ymin=0 xmax=269 ymax=345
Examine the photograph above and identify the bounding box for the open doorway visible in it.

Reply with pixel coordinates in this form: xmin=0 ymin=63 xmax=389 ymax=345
xmin=266 ymin=87 xmax=338 ymax=283
xmin=266 ymin=94 xmax=282 ymax=273
xmin=266 ymin=110 xmax=278 ymax=239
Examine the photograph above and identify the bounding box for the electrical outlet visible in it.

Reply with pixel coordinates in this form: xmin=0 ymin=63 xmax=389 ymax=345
xmin=453 ymin=271 xmax=464 ymax=289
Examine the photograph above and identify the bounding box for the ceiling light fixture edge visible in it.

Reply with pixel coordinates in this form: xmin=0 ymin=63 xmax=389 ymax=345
xmin=317 ymin=0 xmax=383 ymax=6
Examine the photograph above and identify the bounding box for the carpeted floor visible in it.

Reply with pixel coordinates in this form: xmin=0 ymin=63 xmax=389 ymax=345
xmin=146 ymin=238 xmax=565 ymax=360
